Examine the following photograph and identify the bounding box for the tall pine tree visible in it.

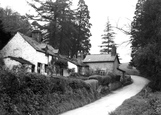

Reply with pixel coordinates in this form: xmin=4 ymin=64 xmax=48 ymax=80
xmin=131 ymin=0 xmax=161 ymax=91
xmin=100 ymin=18 xmax=115 ymax=54
xmin=27 ymin=0 xmax=91 ymax=58
xmin=71 ymin=0 xmax=91 ymax=57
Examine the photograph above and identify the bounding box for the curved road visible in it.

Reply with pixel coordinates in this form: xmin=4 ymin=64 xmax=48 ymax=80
xmin=60 ymin=75 xmax=149 ymax=115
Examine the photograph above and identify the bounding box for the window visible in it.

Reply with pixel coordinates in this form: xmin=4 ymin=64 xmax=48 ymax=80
xmin=31 ymin=65 xmax=35 ymax=72
xmin=45 ymin=64 xmax=48 ymax=73
xmin=37 ymin=62 xmax=42 ymax=73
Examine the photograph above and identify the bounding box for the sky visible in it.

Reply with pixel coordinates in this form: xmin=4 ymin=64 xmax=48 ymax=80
xmin=0 ymin=0 xmax=138 ymax=63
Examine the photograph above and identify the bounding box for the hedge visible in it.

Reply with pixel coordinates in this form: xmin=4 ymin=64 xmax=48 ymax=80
xmin=0 ymin=69 xmax=100 ymax=115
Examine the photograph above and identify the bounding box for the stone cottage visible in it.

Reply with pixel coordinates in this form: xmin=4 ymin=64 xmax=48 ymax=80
xmin=83 ymin=45 xmax=125 ymax=76
xmin=0 ymin=31 xmax=58 ymax=75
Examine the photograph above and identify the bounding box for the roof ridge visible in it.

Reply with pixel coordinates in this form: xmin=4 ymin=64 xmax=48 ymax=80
xmin=18 ymin=32 xmax=59 ymax=55
xmin=88 ymin=54 xmax=111 ymax=55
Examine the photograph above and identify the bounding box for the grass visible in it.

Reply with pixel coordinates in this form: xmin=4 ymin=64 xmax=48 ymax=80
xmin=109 ymin=86 xmax=161 ymax=115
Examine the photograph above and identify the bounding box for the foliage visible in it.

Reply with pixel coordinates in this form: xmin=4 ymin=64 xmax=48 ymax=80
xmin=109 ymin=86 xmax=161 ymax=115
xmin=84 ymin=79 xmax=99 ymax=91
xmin=99 ymin=17 xmax=115 ymax=54
xmin=108 ymin=72 xmax=121 ymax=83
xmin=0 ymin=69 xmax=100 ymax=115
xmin=89 ymin=73 xmax=121 ymax=86
xmin=131 ymin=0 xmax=161 ymax=91
xmin=27 ymin=0 xmax=91 ymax=58
xmin=0 ymin=58 xmax=4 ymax=69
xmin=122 ymin=74 xmax=133 ymax=86
xmin=89 ymin=75 xmax=103 ymax=85
xmin=0 ymin=7 xmax=32 ymax=49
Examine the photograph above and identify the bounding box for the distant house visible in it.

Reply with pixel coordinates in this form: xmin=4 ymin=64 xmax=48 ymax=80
xmin=58 ymin=54 xmax=89 ymax=76
xmin=83 ymin=46 xmax=125 ymax=76
xmin=0 ymin=31 xmax=58 ymax=75
xmin=83 ymin=54 xmax=120 ymax=74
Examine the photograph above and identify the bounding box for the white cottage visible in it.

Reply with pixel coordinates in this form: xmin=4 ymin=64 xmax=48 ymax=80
xmin=0 ymin=31 xmax=58 ymax=75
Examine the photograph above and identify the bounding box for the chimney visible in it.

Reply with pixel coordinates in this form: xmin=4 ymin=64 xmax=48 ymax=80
xmin=111 ymin=45 xmax=116 ymax=56
xmin=77 ymin=51 xmax=84 ymax=64
xmin=31 ymin=30 xmax=42 ymax=43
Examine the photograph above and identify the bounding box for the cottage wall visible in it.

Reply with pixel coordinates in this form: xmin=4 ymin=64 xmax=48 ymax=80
xmin=1 ymin=33 xmax=52 ymax=74
xmin=113 ymin=58 xmax=119 ymax=74
xmin=68 ymin=61 xmax=78 ymax=73
xmin=85 ymin=62 xmax=114 ymax=73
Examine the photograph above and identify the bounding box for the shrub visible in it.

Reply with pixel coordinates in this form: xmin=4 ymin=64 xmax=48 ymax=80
xmin=100 ymin=86 xmax=110 ymax=95
xmin=0 ymin=69 xmax=100 ymax=115
xmin=100 ymin=75 xmax=111 ymax=86
xmin=89 ymin=75 xmax=102 ymax=85
xmin=0 ymin=58 xmax=4 ymax=70
xmin=108 ymin=72 xmax=121 ymax=83
xmin=69 ymin=72 xmax=80 ymax=78
xmin=84 ymin=79 xmax=99 ymax=91
xmin=122 ymin=75 xmax=133 ymax=86
xmin=67 ymin=74 xmax=89 ymax=80
xmin=108 ymin=72 xmax=116 ymax=83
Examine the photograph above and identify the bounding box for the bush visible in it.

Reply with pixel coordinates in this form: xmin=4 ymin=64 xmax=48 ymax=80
xmin=100 ymin=75 xmax=112 ymax=86
xmin=122 ymin=75 xmax=133 ymax=86
xmin=108 ymin=72 xmax=121 ymax=83
xmin=89 ymin=75 xmax=102 ymax=85
xmin=84 ymin=79 xmax=99 ymax=91
xmin=89 ymin=73 xmax=121 ymax=86
xmin=69 ymin=72 xmax=80 ymax=78
xmin=67 ymin=74 xmax=89 ymax=80
xmin=0 ymin=69 xmax=100 ymax=115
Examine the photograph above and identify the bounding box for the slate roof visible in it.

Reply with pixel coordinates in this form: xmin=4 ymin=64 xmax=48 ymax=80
xmin=57 ymin=55 xmax=89 ymax=67
xmin=83 ymin=54 xmax=120 ymax=63
xmin=7 ymin=56 xmax=34 ymax=65
xmin=70 ymin=58 xmax=89 ymax=67
xmin=18 ymin=32 xmax=58 ymax=56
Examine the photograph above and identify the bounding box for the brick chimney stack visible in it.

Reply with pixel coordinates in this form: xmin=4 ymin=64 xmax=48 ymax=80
xmin=111 ymin=45 xmax=116 ymax=56
xmin=31 ymin=30 xmax=42 ymax=43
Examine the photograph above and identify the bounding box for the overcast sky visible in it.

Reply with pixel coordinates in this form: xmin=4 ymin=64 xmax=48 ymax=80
xmin=0 ymin=0 xmax=138 ymax=63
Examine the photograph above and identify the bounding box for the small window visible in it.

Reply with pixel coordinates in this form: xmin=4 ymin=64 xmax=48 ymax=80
xmin=31 ymin=65 xmax=35 ymax=72
xmin=37 ymin=62 xmax=42 ymax=73
xmin=45 ymin=64 xmax=48 ymax=73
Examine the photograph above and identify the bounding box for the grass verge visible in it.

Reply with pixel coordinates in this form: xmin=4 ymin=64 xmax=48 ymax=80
xmin=109 ymin=86 xmax=161 ymax=115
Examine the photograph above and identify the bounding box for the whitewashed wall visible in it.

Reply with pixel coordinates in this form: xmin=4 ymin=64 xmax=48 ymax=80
xmin=68 ymin=61 xmax=78 ymax=73
xmin=1 ymin=32 xmax=52 ymax=74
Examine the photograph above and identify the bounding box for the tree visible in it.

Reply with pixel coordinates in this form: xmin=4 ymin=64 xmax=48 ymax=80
xmin=70 ymin=0 xmax=92 ymax=57
xmin=0 ymin=7 xmax=31 ymax=49
xmin=27 ymin=0 xmax=92 ymax=58
xmin=99 ymin=18 xmax=115 ymax=54
xmin=0 ymin=18 xmax=11 ymax=49
xmin=131 ymin=0 xmax=161 ymax=91
xmin=28 ymin=0 xmax=75 ymax=55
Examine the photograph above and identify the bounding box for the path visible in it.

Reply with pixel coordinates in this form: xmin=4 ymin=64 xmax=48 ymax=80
xmin=60 ymin=75 xmax=149 ymax=115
